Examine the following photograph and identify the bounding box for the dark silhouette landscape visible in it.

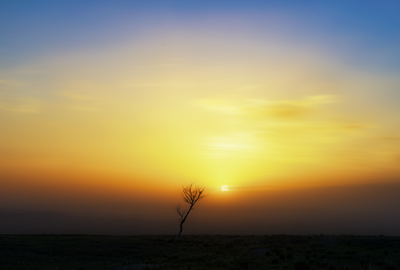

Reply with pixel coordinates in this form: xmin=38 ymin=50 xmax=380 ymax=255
xmin=2 ymin=234 xmax=400 ymax=269
xmin=1 ymin=0 xmax=400 ymax=269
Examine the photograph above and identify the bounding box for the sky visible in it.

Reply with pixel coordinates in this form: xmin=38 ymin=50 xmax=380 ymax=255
xmin=1 ymin=0 xmax=400 ymax=235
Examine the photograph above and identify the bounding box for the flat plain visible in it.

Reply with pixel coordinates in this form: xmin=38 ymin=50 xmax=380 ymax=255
xmin=1 ymin=234 xmax=400 ymax=270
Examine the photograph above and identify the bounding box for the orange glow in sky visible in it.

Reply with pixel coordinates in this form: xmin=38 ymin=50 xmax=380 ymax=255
xmin=1 ymin=1 xmax=400 ymax=235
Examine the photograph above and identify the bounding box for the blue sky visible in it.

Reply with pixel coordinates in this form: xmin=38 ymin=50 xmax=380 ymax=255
xmin=1 ymin=0 xmax=400 ymax=69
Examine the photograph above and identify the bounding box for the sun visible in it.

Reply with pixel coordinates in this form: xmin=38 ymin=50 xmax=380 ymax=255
xmin=221 ymin=185 xmax=229 ymax=191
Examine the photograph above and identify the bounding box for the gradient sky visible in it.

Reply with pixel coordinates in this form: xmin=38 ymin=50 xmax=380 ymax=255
xmin=1 ymin=0 xmax=400 ymax=235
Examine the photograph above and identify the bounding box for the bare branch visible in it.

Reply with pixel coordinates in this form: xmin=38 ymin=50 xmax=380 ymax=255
xmin=176 ymin=204 xmax=186 ymax=222
xmin=181 ymin=183 xmax=206 ymax=206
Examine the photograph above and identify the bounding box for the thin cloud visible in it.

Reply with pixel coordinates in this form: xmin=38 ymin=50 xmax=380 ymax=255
xmin=245 ymin=95 xmax=340 ymax=119
xmin=197 ymin=99 xmax=242 ymax=115
xmin=57 ymin=91 xmax=98 ymax=112
xmin=65 ymin=105 xmax=96 ymax=112
xmin=263 ymin=100 xmax=314 ymax=118
xmin=341 ymin=124 xmax=369 ymax=130
xmin=58 ymin=91 xmax=94 ymax=101
xmin=0 ymin=79 xmax=23 ymax=89
xmin=197 ymin=95 xmax=368 ymax=144
xmin=377 ymin=136 xmax=400 ymax=142
xmin=199 ymin=95 xmax=340 ymax=119
xmin=0 ymin=97 xmax=43 ymax=114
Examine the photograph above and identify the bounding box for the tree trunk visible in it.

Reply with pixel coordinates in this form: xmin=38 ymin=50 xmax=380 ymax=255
xmin=174 ymin=205 xmax=193 ymax=243
xmin=174 ymin=223 xmax=183 ymax=243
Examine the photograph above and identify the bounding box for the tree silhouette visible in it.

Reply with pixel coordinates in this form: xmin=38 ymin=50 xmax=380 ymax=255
xmin=175 ymin=183 xmax=206 ymax=242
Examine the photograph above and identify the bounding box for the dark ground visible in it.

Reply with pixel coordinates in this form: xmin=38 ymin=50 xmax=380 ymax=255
xmin=1 ymin=234 xmax=400 ymax=269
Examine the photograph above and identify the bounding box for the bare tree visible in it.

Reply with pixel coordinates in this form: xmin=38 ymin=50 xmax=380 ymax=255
xmin=175 ymin=183 xmax=206 ymax=242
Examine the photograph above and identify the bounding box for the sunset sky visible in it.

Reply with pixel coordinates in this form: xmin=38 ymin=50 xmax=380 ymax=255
xmin=1 ymin=0 xmax=400 ymax=235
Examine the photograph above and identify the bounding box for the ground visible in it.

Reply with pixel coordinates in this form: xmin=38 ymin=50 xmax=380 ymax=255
xmin=1 ymin=234 xmax=400 ymax=269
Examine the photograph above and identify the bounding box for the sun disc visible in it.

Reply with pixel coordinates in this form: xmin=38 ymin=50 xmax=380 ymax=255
xmin=221 ymin=185 xmax=229 ymax=191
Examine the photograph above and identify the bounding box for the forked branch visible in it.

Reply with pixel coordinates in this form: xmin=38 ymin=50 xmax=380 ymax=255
xmin=176 ymin=204 xmax=186 ymax=222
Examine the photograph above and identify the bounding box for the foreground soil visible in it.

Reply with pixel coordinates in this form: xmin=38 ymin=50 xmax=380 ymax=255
xmin=1 ymin=234 xmax=400 ymax=269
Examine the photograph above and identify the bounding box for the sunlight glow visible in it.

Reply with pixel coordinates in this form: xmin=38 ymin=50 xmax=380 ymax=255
xmin=221 ymin=185 xmax=229 ymax=192
xmin=205 ymin=135 xmax=259 ymax=159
